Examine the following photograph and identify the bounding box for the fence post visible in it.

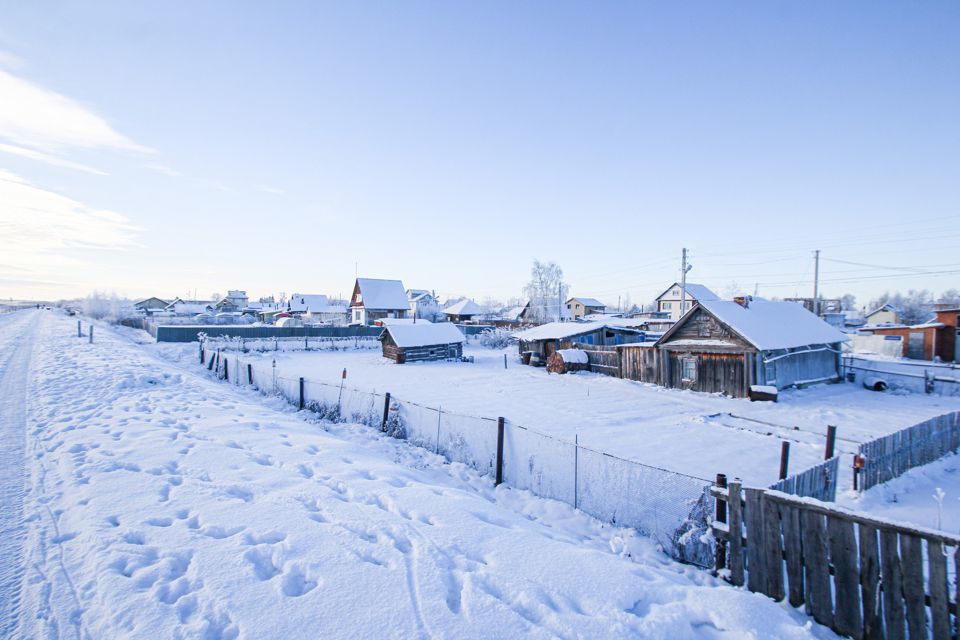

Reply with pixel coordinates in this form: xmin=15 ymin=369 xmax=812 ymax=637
xmin=727 ymin=480 xmax=744 ymax=586
xmin=223 ymin=357 xmax=228 ymax=381
xmin=504 ymin=353 xmax=507 ymax=369
xmin=89 ymin=324 xmax=94 ymax=343
xmin=247 ymin=363 xmax=253 ymax=386
xmin=574 ymin=434 xmax=579 ymax=509
xmin=200 ymin=344 xmax=205 ymax=364
xmin=299 ymin=377 xmax=305 ymax=410
xmin=779 ymin=442 xmax=790 ymax=480
xmin=495 ymin=417 xmax=505 ymax=486
xmin=381 ymin=392 xmax=391 ymax=433
xmin=77 ymin=319 xmax=81 ymax=337
xmin=715 ymin=473 xmax=728 ymax=573
xmin=824 ymin=425 xmax=837 ymax=460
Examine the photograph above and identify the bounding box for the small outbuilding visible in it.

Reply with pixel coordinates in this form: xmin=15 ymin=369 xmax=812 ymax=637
xmin=134 ymin=297 xmax=169 ymax=313
xmin=654 ymin=297 xmax=848 ymax=397
xmin=379 ymin=322 xmax=465 ymax=363
xmin=443 ymin=299 xmax=483 ymax=323
xmin=514 ymin=321 xmax=641 ymax=365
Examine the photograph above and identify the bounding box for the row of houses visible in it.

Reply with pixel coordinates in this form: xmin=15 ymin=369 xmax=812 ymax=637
xmin=516 ymin=296 xmax=850 ymax=398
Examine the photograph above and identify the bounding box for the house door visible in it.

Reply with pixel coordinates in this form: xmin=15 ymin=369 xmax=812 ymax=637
xmin=907 ymin=331 xmax=925 ymax=359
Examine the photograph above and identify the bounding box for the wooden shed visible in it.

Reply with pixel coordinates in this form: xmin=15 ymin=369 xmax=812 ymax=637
xmin=654 ymin=298 xmax=848 ymax=398
xmin=379 ymin=322 xmax=465 ymax=364
xmin=514 ymin=321 xmax=641 ymax=365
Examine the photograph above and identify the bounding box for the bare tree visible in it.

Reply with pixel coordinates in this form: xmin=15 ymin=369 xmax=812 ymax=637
xmin=869 ymin=289 xmax=935 ymax=325
xmin=523 ymin=259 xmax=568 ymax=323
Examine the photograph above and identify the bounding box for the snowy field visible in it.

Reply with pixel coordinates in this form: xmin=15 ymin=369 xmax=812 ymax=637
xmin=0 ymin=309 xmax=840 ymax=639
xmin=836 ymin=452 xmax=960 ymax=535
xmin=190 ymin=342 xmax=960 ymax=487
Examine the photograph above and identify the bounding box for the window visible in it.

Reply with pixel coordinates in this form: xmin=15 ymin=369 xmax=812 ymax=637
xmin=673 ymin=289 xmax=680 ymax=296
xmin=663 ymin=302 xmax=672 ymax=310
xmin=681 ymin=358 xmax=697 ymax=382
xmin=697 ymin=316 xmax=710 ymax=337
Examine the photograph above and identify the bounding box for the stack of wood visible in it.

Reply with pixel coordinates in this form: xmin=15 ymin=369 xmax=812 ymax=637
xmin=546 ymin=349 xmax=589 ymax=374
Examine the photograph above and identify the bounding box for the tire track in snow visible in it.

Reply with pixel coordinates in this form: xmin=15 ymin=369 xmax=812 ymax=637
xmin=0 ymin=311 xmax=39 ymax=637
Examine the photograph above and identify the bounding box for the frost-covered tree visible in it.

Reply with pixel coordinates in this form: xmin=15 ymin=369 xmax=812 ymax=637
xmin=840 ymin=293 xmax=857 ymax=311
xmin=523 ymin=259 xmax=568 ymax=323
xmin=939 ymin=288 xmax=960 ymax=305
xmin=82 ymin=291 xmax=135 ymax=321
xmin=869 ymin=289 xmax=934 ymax=325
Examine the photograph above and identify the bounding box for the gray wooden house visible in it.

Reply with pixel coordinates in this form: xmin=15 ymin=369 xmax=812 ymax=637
xmin=654 ymin=297 xmax=848 ymax=397
xmin=379 ymin=322 xmax=465 ymax=363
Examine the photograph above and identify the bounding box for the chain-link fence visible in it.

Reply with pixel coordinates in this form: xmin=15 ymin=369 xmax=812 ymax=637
xmin=202 ymin=339 xmax=714 ymax=566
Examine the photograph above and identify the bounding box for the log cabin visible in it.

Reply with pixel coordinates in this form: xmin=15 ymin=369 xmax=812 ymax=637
xmin=379 ymin=322 xmax=465 ymax=363
xmin=654 ymin=297 xmax=848 ymax=397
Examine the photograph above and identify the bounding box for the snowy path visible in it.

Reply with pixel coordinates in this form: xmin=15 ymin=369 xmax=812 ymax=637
xmin=11 ymin=311 xmax=838 ymax=639
xmin=0 ymin=310 xmax=37 ymax=637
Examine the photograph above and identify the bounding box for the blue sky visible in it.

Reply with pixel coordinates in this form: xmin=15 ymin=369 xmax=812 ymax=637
xmin=1 ymin=1 xmax=958 ymax=308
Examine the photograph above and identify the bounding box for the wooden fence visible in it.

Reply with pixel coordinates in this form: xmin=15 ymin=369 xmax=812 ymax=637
xmin=572 ymin=343 xmax=620 ymax=377
xmin=712 ymin=480 xmax=960 ymax=639
xmin=768 ymin=456 xmax=840 ymax=502
xmin=858 ymin=411 xmax=960 ymax=491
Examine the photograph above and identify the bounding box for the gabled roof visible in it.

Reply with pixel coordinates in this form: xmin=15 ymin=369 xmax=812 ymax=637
xmin=659 ymin=299 xmax=848 ymax=351
xmin=288 ymin=294 xmax=330 ymax=312
xmin=380 ymin=322 xmax=465 ymax=348
xmin=865 ymin=303 xmax=899 ymax=317
xmin=134 ymin=296 xmax=168 ymax=306
xmin=444 ymin=299 xmax=482 ymax=316
xmin=568 ymin=297 xmax=605 ymax=308
xmin=406 ymin=289 xmax=433 ymax=300
xmin=514 ymin=321 xmax=639 ymax=341
xmin=355 ymin=278 xmax=410 ymax=310
xmin=655 ymin=282 xmax=719 ymax=302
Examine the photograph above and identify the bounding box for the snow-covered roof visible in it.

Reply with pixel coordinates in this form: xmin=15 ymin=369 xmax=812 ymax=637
xmin=288 ymin=294 xmax=329 ymax=312
xmin=356 ymin=279 xmax=410 ymax=311
xmin=687 ymin=299 xmax=849 ymax=351
xmin=515 ymin=321 xmax=609 ymax=341
xmin=169 ymin=303 xmax=212 ymax=315
xmin=555 ymin=349 xmax=589 ymax=364
xmin=381 ymin=322 xmax=465 ymax=348
xmin=406 ymin=289 xmax=433 ymax=300
xmin=444 ymin=299 xmax=482 ymax=316
xmin=570 ymin=297 xmax=605 ymax=308
xmin=655 ymin=282 xmax=719 ymax=302
xmin=501 ymin=305 xmax=528 ymax=320
xmin=378 ymin=317 xmax=432 ymax=326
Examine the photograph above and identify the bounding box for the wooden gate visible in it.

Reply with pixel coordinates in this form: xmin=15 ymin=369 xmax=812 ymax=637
xmin=712 ymin=480 xmax=959 ymax=639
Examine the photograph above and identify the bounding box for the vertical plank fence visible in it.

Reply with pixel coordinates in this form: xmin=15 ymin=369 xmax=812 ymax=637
xmin=858 ymin=411 xmax=960 ymax=491
xmin=712 ymin=480 xmax=959 ymax=639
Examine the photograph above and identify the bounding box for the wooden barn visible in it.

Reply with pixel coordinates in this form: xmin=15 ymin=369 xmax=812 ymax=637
xmin=514 ymin=321 xmax=641 ymax=365
xmin=379 ymin=322 xmax=465 ymax=363
xmin=654 ymin=298 xmax=848 ymax=398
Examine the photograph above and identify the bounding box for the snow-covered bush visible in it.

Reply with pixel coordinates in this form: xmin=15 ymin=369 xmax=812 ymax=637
xmin=81 ymin=291 xmax=136 ymax=322
xmin=479 ymin=328 xmax=514 ymax=349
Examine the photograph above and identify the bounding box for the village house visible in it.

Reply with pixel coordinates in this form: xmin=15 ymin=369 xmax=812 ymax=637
xmin=133 ymin=297 xmax=169 ymax=314
xmin=443 ymin=299 xmax=483 ymax=323
xmin=566 ymin=297 xmax=606 ymax=320
xmin=214 ymin=290 xmax=249 ymax=312
xmin=350 ymin=278 xmax=410 ymax=325
xmin=379 ymin=322 xmax=465 ymax=363
xmin=859 ymin=308 xmax=958 ymax=362
xmin=163 ymin=298 xmax=214 ymax=316
xmin=654 ymin=297 xmax=848 ymax=398
xmin=864 ymin=303 xmax=900 ymax=326
xmin=406 ymin=289 xmax=440 ymax=320
xmin=655 ymin=282 xmax=719 ymax=322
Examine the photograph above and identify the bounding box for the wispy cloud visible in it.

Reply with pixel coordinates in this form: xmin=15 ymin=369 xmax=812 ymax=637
xmin=256 ymin=184 xmax=285 ymax=195
xmin=0 ymin=61 xmax=152 ymax=177
xmin=145 ymin=162 xmax=183 ymax=177
xmin=0 ymin=142 xmax=108 ymax=175
xmin=0 ymin=170 xmax=139 ymax=289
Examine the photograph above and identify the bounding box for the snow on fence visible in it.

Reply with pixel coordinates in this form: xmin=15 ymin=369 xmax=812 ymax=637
xmin=201 ymin=341 xmax=715 ymax=566
xmin=712 ymin=480 xmax=960 ymax=640
xmin=842 ymin=354 xmax=960 ymax=396
xmin=767 ymin=456 xmax=840 ymax=502
xmin=857 ymin=411 xmax=960 ymax=491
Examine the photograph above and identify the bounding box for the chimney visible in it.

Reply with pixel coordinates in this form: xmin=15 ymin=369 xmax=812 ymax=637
xmin=734 ymin=296 xmax=751 ymax=308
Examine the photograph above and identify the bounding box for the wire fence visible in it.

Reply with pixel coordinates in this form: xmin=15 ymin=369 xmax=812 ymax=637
xmin=202 ymin=340 xmax=715 ymax=566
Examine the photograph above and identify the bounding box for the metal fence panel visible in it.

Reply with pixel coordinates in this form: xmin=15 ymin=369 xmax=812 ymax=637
xmin=502 ymin=422 xmax=577 ymax=505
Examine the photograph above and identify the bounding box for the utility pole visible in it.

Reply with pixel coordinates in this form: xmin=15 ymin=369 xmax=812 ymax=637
xmin=680 ymin=247 xmax=691 ymax=319
xmin=558 ymin=282 xmax=563 ymax=322
xmin=813 ymin=249 xmax=821 ymax=316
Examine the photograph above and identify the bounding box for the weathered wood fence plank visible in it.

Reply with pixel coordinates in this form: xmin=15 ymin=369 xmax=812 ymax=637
xmin=880 ymin=529 xmax=906 ymax=640
xmin=899 ymin=535 xmax=927 ymax=639
xmin=858 ymin=524 xmax=881 ymax=640
xmin=800 ymin=509 xmax=833 ymax=627
xmin=827 ymin=516 xmax=862 ymax=639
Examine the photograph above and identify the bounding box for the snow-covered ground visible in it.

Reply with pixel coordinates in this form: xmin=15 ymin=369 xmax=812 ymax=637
xmin=3 ymin=309 xmax=840 ymax=639
xmin=836 ymin=452 xmax=960 ymax=535
xmin=192 ymin=343 xmax=960 ymax=487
